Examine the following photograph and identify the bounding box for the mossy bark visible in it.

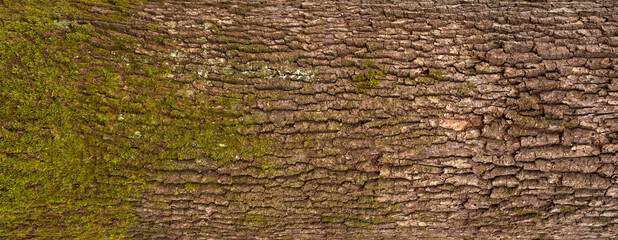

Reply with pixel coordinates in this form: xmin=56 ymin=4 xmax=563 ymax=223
xmin=3 ymin=0 xmax=618 ymax=239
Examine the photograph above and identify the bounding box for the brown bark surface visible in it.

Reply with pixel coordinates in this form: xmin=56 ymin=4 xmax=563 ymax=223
xmin=114 ymin=0 xmax=618 ymax=239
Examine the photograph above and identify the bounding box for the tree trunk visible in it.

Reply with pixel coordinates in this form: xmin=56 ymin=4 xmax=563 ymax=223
xmin=108 ymin=0 xmax=617 ymax=238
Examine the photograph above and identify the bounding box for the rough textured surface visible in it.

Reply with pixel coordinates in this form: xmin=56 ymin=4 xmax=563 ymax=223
xmin=91 ymin=0 xmax=618 ymax=239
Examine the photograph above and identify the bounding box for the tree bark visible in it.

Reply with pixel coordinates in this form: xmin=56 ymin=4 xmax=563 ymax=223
xmin=115 ymin=0 xmax=618 ymax=238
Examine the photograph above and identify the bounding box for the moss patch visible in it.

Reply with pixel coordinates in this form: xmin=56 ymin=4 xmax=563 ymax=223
xmin=350 ymin=59 xmax=385 ymax=93
xmin=0 ymin=0 xmax=263 ymax=238
xmin=510 ymin=113 xmax=548 ymax=128
xmin=455 ymin=81 xmax=476 ymax=96
xmin=517 ymin=97 xmax=539 ymax=110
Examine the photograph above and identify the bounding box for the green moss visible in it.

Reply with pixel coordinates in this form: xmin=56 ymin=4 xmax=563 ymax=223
xmin=510 ymin=113 xmax=548 ymax=128
xmin=225 ymin=43 xmax=271 ymax=53
xmin=428 ymin=68 xmax=444 ymax=80
xmin=0 ymin=0 xmax=265 ymax=238
xmin=184 ymin=183 xmax=198 ymax=192
xmin=348 ymin=216 xmax=383 ymax=228
xmin=417 ymin=212 xmax=433 ymax=222
xmin=211 ymin=23 xmax=222 ymax=34
xmin=257 ymin=161 xmax=279 ymax=178
xmin=351 ymin=68 xmax=385 ymax=93
xmin=358 ymin=59 xmax=376 ymax=70
xmin=513 ymin=208 xmax=542 ymax=218
xmin=455 ymin=81 xmax=476 ymax=95
xmin=242 ymin=214 xmax=270 ymax=228
xmin=502 ymin=188 xmax=513 ymax=197
xmin=391 ymin=204 xmax=400 ymax=212
xmin=559 ymin=120 xmax=579 ymax=132
xmin=405 ymin=69 xmax=444 ymax=86
xmin=441 ymin=184 xmax=456 ymax=191
xmin=518 ymin=97 xmax=539 ymax=110
xmin=414 ymin=165 xmax=429 ymax=174
xmin=221 ymin=74 xmax=244 ymax=84
xmin=508 ymin=126 xmax=528 ymax=136
xmin=409 ymin=76 xmax=437 ymax=86
xmin=340 ymin=59 xmax=356 ymax=67
xmin=146 ymin=23 xmax=160 ymax=31
xmin=559 ymin=206 xmax=575 ymax=213
xmin=366 ymin=42 xmax=379 ymax=52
